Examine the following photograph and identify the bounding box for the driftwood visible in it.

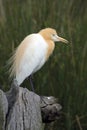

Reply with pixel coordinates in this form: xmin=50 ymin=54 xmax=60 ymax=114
xmin=0 ymin=80 xmax=62 ymax=130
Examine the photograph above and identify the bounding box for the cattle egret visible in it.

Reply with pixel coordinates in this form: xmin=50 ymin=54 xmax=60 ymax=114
xmin=9 ymin=28 xmax=68 ymax=87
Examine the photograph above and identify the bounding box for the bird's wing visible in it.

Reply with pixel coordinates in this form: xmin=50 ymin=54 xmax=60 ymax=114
xmin=14 ymin=34 xmax=48 ymax=85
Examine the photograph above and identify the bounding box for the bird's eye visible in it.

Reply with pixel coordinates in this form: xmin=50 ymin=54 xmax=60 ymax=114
xmin=52 ymin=34 xmax=55 ymax=36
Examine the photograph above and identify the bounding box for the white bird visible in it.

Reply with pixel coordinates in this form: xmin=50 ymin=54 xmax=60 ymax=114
xmin=9 ymin=28 xmax=68 ymax=87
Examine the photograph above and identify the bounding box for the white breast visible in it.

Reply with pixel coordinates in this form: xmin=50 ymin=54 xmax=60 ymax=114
xmin=16 ymin=34 xmax=48 ymax=85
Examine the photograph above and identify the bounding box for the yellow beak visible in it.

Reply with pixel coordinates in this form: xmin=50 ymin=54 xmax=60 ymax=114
xmin=57 ymin=36 xmax=69 ymax=44
xmin=57 ymin=36 xmax=69 ymax=43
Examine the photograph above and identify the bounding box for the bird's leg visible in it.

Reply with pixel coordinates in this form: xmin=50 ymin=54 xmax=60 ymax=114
xmin=29 ymin=76 xmax=47 ymax=105
xmin=29 ymin=75 xmax=35 ymax=92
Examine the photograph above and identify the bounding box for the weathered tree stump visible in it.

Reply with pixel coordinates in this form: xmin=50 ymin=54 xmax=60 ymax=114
xmin=0 ymin=80 xmax=62 ymax=130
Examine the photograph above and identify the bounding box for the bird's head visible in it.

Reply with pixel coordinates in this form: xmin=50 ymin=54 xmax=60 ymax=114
xmin=39 ymin=28 xmax=68 ymax=44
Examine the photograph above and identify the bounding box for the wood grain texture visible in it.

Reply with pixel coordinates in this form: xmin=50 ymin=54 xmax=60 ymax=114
xmin=0 ymin=80 xmax=62 ymax=130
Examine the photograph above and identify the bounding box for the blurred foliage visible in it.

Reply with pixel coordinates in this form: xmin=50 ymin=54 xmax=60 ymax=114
xmin=0 ymin=0 xmax=87 ymax=129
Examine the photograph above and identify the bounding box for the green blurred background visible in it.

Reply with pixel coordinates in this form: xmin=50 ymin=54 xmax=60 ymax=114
xmin=0 ymin=0 xmax=87 ymax=129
